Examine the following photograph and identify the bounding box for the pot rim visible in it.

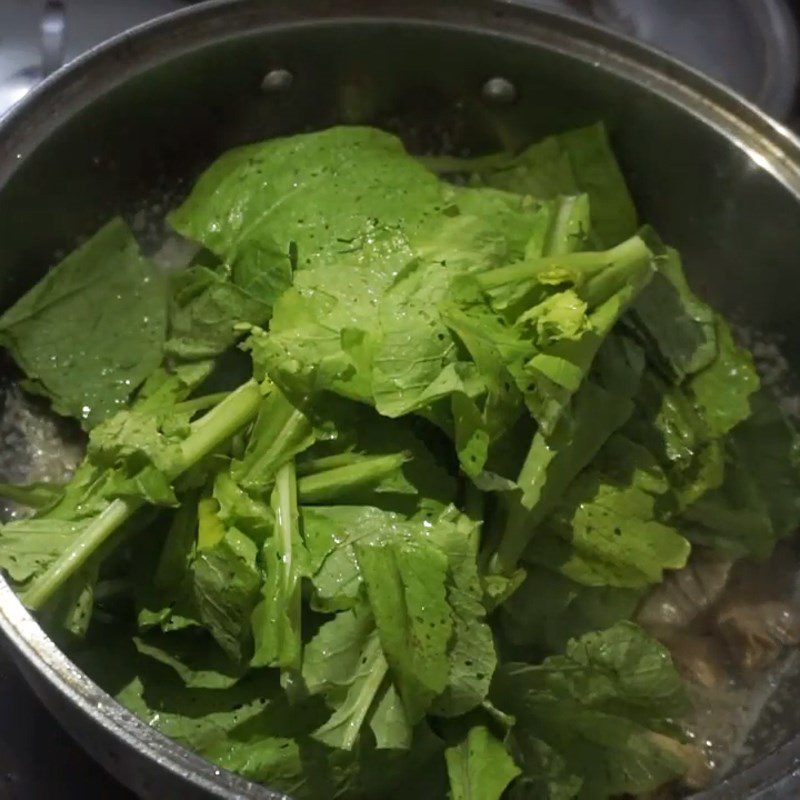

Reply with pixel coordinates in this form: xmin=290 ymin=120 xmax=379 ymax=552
xmin=1 ymin=2 xmax=800 ymax=798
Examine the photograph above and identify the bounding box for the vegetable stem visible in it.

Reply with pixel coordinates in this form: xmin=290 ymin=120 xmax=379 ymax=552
xmin=23 ymin=380 xmax=263 ymax=610
xmin=23 ymin=496 xmax=137 ymax=610
xmin=297 ymin=452 xmax=409 ymax=503
xmin=476 ymin=235 xmax=649 ymax=294
xmin=340 ymin=658 xmax=389 ymax=751
xmin=172 ymin=392 xmax=230 ymax=416
xmin=181 ymin=381 xmax=263 ymax=468
xmin=273 ymin=460 xmax=302 ymax=671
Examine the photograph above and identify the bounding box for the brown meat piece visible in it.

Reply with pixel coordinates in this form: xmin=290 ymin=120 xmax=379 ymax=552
xmin=637 ymin=549 xmax=733 ymax=631
xmin=713 ymin=543 xmax=800 ymax=674
xmin=655 ymin=631 xmax=729 ymax=689
xmin=716 ymin=598 xmax=800 ymax=673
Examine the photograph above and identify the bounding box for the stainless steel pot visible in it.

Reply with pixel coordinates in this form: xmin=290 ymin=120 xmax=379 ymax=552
xmin=0 ymin=1 xmax=799 ymax=797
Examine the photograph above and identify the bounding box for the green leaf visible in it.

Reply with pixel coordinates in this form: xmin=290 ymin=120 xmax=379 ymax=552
xmin=681 ymin=390 xmax=800 ymax=557
xmin=302 ymin=502 xmax=494 ymax=721
xmin=76 ymin=632 xmax=276 ymax=744
xmin=203 ymin=736 xmax=305 ymax=791
xmin=245 ymin=263 xmax=386 ymax=405
xmin=687 ymin=316 xmax=759 ymax=438
xmin=228 ymin=234 xmax=293 ymax=307
xmin=0 ymin=218 xmax=167 ymax=427
xmin=133 ymin=360 xmax=215 ymax=413
xmin=507 ymin=733 xmax=582 ymax=800
xmin=302 ymin=604 xmax=411 ymax=751
xmin=87 ymin=409 xmax=187 ymax=477
xmin=623 ymin=369 xmax=725 ymax=510
xmin=133 ymin=630 xmax=246 ymax=688
xmin=445 ymin=725 xmax=521 ymax=800
xmin=231 ymin=387 xmax=315 ymax=492
xmin=0 ymin=480 xmax=64 ymax=511
xmin=370 ymin=683 xmax=412 ymax=749
xmin=301 ymin=506 xmax=371 ymax=611
xmin=301 ymin=505 xmax=449 ymax=612
xmin=492 ymin=623 xmax=690 ymax=799
xmin=490 ymin=333 xmax=646 ymax=574
xmin=527 ymin=435 xmax=690 ymax=588
xmin=626 ymin=239 xmax=717 ymax=382
xmin=136 ymin=499 xmax=199 ymax=632
xmin=452 ymin=186 xmax=550 ymax=263
xmin=425 ymin=123 xmax=637 ymax=248
xmin=0 ymin=518 xmax=83 ymax=584
xmin=312 ymin=632 xmax=391 ymax=750
xmin=75 ymin=633 xmax=333 ymax=798
xmin=50 ymin=561 xmax=98 ymax=638
xmin=512 ymin=622 xmax=689 ymax=727
xmin=355 ymin=539 xmax=452 ymax=723
xmin=501 ymin=565 xmax=642 ymax=654
xmin=370 ymin=213 xmax=521 ymax=419
xmin=191 ymin=527 xmax=262 ymax=662
xmin=459 ymin=235 xmax=656 ymax=439
xmin=429 ymin=511 xmax=497 ymax=717
xmin=165 ymin=264 xmax=273 ymax=361
xmin=302 ymin=604 xmax=376 ymax=694
xmin=169 ymin=126 xmax=447 ymax=275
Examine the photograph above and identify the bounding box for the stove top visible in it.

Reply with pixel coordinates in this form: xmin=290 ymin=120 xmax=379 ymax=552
xmin=0 ymin=1 xmax=798 ymax=799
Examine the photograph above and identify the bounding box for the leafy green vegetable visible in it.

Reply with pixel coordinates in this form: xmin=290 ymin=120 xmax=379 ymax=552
xmin=19 ymin=380 xmax=263 ymax=610
xmin=355 ymin=539 xmax=452 ymax=723
xmin=501 ymin=566 xmax=642 ymax=654
xmin=625 ymin=240 xmax=717 ymax=382
xmin=0 ymin=218 xmax=167 ymax=427
xmin=456 ymin=234 xmax=656 ymax=438
xmin=0 ymin=481 xmax=64 ymax=511
xmin=428 ymin=510 xmax=496 ymax=718
xmin=0 ymin=518 xmax=83 ymax=584
xmin=231 ymin=386 xmax=314 ymax=491
xmin=526 ymin=435 xmax=690 ymax=588
xmin=490 ymin=333 xmax=646 ymax=574
xmin=425 ymin=123 xmax=637 ymax=248
xmin=445 ymin=726 xmax=520 ymax=800
xmin=169 ymin=127 xmax=448 ymax=274
xmin=687 ymin=316 xmax=759 ymax=438
xmin=133 ymin=630 xmax=246 ymax=689
xmin=681 ymin=390 xmax=800 ymax=557
xmin=492 ymin=623 xmax=690 ymax=799
xmin=302 ymin=604 xmax=410 ymax=751
xmin=4 ymin=122 xmax=795 ymax=800
xmin=192 ymin=527 xmax=262 ymax=662
xmin=506 ymin=733 xmax=582 ymax=800
xmin=165 ymin=263 xmax=275 ymax=361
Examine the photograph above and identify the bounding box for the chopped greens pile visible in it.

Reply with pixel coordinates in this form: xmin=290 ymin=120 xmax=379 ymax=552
xmin=1 ymin=124 xmax=799 ymax=800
